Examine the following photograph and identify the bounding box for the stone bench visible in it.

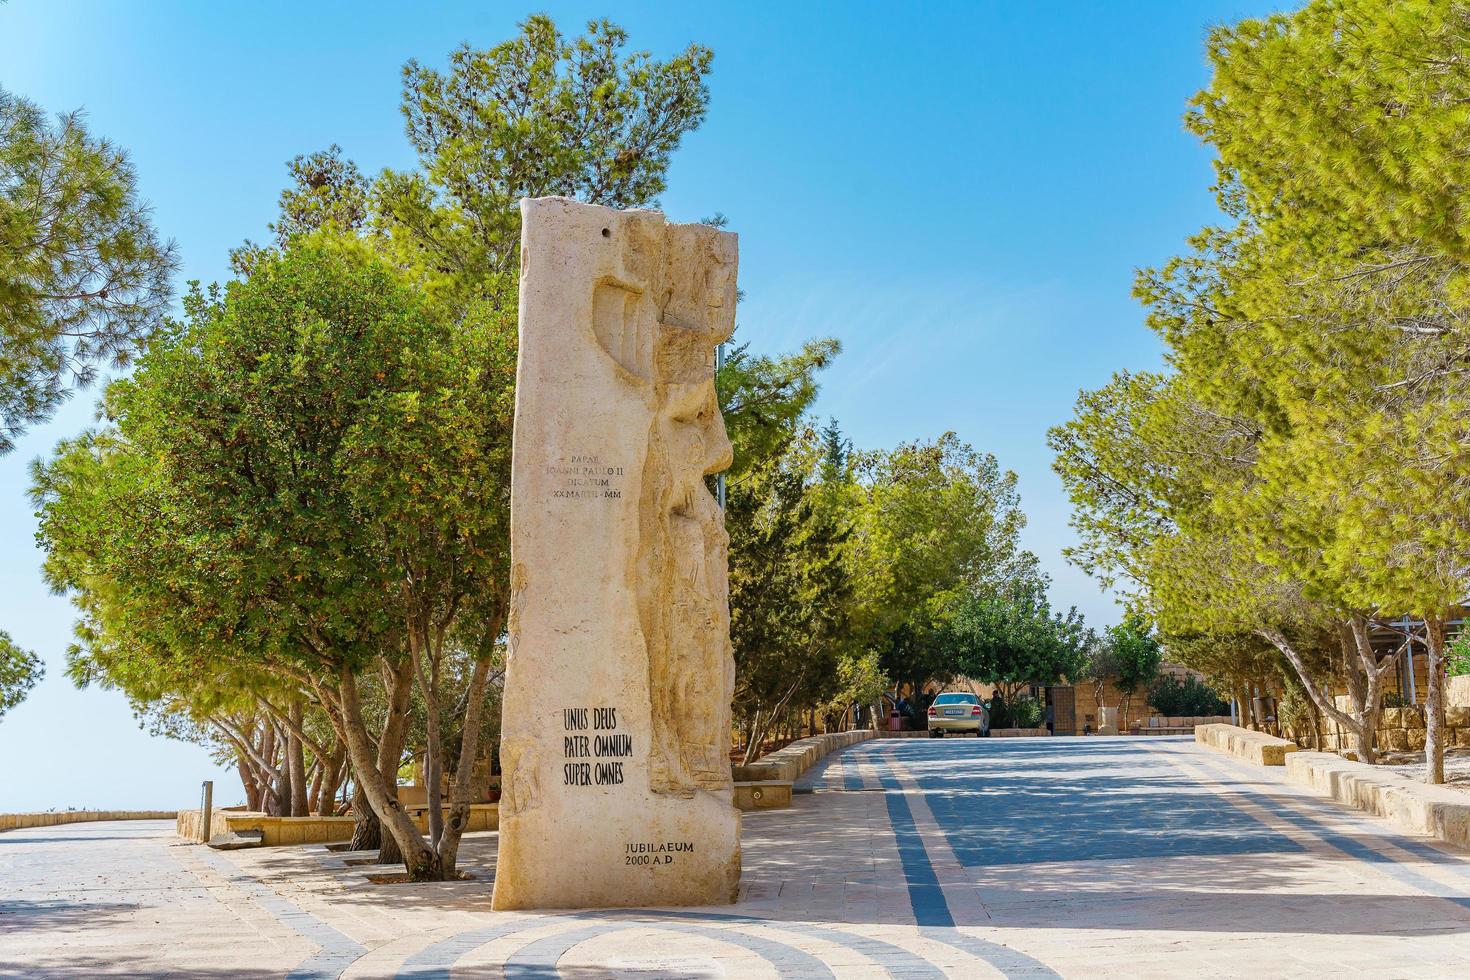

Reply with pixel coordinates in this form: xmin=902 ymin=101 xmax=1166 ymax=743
xmin=1195 ymin=723 xmax=1299 ymax=765
xmin=1284 ymin=751 xmax=1470 ymax=852
xmin=733 ymin=729 xmax=875 ymax=810
xmin=733 ymin=780 xmax=793 ymax=811
xmin=180 ymin=804 xmax=499 ymax=847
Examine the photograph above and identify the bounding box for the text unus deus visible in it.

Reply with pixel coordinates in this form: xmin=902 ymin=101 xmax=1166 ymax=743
xmin=562 ymin=707 xmax=627 ymax=786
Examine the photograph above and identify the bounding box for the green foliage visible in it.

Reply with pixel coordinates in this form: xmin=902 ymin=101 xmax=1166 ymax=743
xmin=33 ymin=233 xmax=514 ymax=706
xmin=729 ymin=425 xmax=855 ymax=753
xmin=1105 ymin=616 xmax=1163 ymax=701
xmin=718 ymin=339 xmax=840 ymax=481
xmin=377 ymin=15 xmax=713 ymax=300
xmin=1007 ymin=693 xmax=1044 ymax=730
xmin=0 ymin=86 xmax=176 ymax=451
xmin=1050 ymin=0 xmax=1470 ymax=773
xmin=1277 ymin=679 xmax=1311 ymax=736
xmin=1189 ymin=0 xmax=1470 ymax=264
xmin=1450 ymin=635 xmax=1470 ymax=677
xmin=1146 ymin=674 xmax=1228 ymax=717
xmin=848 ymin=432 xmax=1029 ymax=693
xmin=946 ymin=574 xmax=1092 ymax=703
xmin=0 ymin=630 xmax=43 ymax=720
xmin=230 ymin=145 xmax=369 ymax=274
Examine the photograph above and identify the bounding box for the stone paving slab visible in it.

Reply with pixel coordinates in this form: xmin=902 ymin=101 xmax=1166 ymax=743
xmin=5 ymin=737 xmax=1470 ymax=977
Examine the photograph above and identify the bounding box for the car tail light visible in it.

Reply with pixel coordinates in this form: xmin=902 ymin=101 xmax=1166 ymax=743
xmin=971 ymin=706 xmax=982 ymax=716
xmin=927 ymin=706 xmax=937 ymax=716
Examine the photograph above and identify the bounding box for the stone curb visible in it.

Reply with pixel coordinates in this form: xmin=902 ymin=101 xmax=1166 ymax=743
xmin=748 ymin=730 xmax=875 ymax=784
xmin=1282 ymin=751 xmax=1470 ymax=852
xmin=0 ymin=809 xmax=178 ymax=832
xmin=176 ymin=803 xmax=499 ymax=845
xmin=1195 ymin=722 xmax=1299 ymax=766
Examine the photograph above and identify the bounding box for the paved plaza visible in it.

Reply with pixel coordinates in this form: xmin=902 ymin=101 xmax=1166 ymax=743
xmin=6 ymin=737 xmax=1470 ymax=978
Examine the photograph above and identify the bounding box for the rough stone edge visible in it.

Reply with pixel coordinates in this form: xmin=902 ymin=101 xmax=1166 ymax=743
xmin=746 ymin=730 xmax=876 ymax=784
xmin=0 ymin=810 xmax=178 ymax=832
xmin=175 ymin=804 xmax=499 ymax=845
xmin=1281 ymin=751 xmax=1470 ymax=852
xmin=1196 ymin=723 xmax=1470 ymax=855
xmin=1195 ymin=722 xmax=1299 ymax=766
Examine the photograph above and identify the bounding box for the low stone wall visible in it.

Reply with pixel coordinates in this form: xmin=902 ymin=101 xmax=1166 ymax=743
xmin=990 ymin=728 xmax=1049 ymax=738
xmin=1283 ymin=752 xmax=1470 ymax=850
xmin=749 ymin=730 xmax=874 ymax=783
xmin=176 ymin=807 xmax=234 ymax=841
xmin=1131 ymin=714 xmax=1231 ymax=732
xmin=2 ymin=810 xmax=177 ymax=832
xmin=1450 ymin=675 xmax=1470 ymax=707
xmin=1301 ymin=703 xmax=1470 ymax=753
xmin=1196 ymin=723 xmax=1299 ymax=766
xmin=1199 ymin=723 xmax=1470 ymax=853
xmin=175 ymin=804 xmax=498 ymax=846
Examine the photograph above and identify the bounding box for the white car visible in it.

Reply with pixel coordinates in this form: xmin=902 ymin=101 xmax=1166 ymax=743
xmin=927 ymin=692 xmax=989 ymax=737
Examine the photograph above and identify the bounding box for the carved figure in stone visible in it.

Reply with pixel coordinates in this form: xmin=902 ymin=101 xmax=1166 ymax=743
xmin=587 ymin=218 xmax=738 ymax=797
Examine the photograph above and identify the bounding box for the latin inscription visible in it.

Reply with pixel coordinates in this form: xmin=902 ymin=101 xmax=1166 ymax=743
xmin=548 ymin=453 xmax=625 ymax=501
xmin=562 ymin=706 xmax=628 ymax=786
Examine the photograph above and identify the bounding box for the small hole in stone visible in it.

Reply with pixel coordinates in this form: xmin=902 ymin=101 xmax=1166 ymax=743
xmin=601 ymin=227 xmax=611 ymax=238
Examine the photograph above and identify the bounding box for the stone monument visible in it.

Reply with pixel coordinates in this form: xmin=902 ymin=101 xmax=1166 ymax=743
xmin=491 ymin=197 xmax=741 ymax=910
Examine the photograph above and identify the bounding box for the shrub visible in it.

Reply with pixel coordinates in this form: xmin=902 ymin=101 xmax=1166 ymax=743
xmin=1450 ymin=636 xmax=1470 ymax=677
xmin=1147 ymin=674 xmax=1228 ymax=716
xmin=1009 ymin=694 xmax=1044 ymax=729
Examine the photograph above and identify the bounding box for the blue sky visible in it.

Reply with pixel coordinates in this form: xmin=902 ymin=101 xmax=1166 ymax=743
xmin=0 ymin=0 xmax=1280 ymax=809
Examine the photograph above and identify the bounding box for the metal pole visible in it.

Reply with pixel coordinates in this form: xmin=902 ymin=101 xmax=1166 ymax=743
xmin=1403 ymin=617 xmax=1418 ymax=705
xmin=200 ymin=780 xmax=213 ymax=844
xmin=715 ymin=343 xmax=727 ymax=510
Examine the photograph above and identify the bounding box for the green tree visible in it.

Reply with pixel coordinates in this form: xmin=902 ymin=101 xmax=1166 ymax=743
xmin=1147 ymin=674 xmax=1229 ymax=717
xmin=33 ymin=237 xmax=513 ymax=878
xmin=0 ymin=630 xmax=42 ymax=720
xmin=946 ymin=575 xmax=1091 ymax=704
xmin=718 ymin=339 xmax=841 ymax=481
xmin=728 ymin=427 xmax=854 ymax=760
xmin=230 ymin=144 xmax=370 ymax=274
xmin=0 ymin=87 xmax=176 ymax=451
xmin=376 ymin=15 xmax=714 ymax=301
xmin=848 ymin=433 xmax=1030 ymax=699
xmin=1104 ymin=616 xmax=1162 ymax=726
xmin=1189 ymin=0 xmax=1470 ymax=265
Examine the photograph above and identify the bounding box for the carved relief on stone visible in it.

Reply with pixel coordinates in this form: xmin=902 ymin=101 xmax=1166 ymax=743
xmin=494 ymin=197 xmax=740 ymax=911
xmin=585 ymin=218 xmax=739 ymax=798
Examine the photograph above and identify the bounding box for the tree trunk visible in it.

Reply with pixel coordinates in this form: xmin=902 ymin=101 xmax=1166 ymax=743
xmin=436 ymin=650 xmax=497 ymax=876
xmin=411 ymin=629 xmax=447 ymax=852
xmin=288 ymin=702 xmax=309 ymax=818
xmin=337 ymin=664 xmax=441 ymax=880
xmin=350 ymin=785 xmax=381 ymax=851
xmin=237 ymin=756 xmax=262 ymax=812
xmin=317 ymin=750 xmax=345 ymax=817
xmin=1259 ymin=620 xmax=1394 ymax=765
xmin=377 ymin=656 xmax=416 ymax=862
xmin=1425 ymin=617 xmax=1447 ymax=785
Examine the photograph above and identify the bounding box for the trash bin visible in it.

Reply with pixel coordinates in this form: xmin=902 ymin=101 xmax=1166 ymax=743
xmin=888 ymin=710 xmax=903 ymax=732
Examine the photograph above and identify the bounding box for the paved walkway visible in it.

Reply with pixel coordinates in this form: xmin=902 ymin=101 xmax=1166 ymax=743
xmin=6 ymin=737 xmax=1470 ymax=977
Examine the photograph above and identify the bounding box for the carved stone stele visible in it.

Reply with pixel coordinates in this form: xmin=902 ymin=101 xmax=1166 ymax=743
xmin=491 ymin=197 xmax=741 ymax=911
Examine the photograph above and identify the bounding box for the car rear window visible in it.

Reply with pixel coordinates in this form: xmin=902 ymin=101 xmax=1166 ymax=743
xmin=933 ymin=693 xmax=977 ymax=705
